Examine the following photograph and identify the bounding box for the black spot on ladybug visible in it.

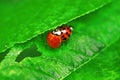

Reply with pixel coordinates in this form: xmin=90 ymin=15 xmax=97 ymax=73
xmin=69 ymin=29 xmax=71 ymax=32
xmin=63 ymin=38 xmax=67 ymax=40
xmin=66 ymin=32 xmax=68 ymax=35
xmin=61 ymin=32 xmax=63 ymax=34
xmin=67 ymin=27 xmax=69 ymax=29
xmin=61 ymin=35 xmax=64 ymax=38
xmin=68 ymin=34 xmax=70 ymax=37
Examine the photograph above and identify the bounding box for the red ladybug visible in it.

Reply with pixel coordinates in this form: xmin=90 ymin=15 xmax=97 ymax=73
xmin=47 ymin=25 xmax=73 ymax=48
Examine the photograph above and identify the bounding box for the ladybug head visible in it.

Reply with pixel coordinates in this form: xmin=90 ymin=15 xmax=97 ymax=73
xmin=52 ymin=29 xmax=61 ymax=36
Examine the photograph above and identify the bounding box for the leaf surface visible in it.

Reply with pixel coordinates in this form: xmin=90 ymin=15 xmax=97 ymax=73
xmin=65 ymin=39 xmax=120 ymax=80
xmin=0 ymin=0 xmax=120 ymax=80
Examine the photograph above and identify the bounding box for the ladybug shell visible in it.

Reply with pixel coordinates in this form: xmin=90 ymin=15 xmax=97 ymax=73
xmin=60 ymin=26 xmax=72 ymax=41
xmin=47 ymin=32 xmax=62 ymax=48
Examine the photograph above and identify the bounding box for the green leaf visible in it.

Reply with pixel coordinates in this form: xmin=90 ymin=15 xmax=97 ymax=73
xmin=65 ymin=39 xmax=120 ymax=80
xmin=0 ymin=0 xmax=111 ymax=53
xmin=0 ymin=0 xmax=120 ymax=80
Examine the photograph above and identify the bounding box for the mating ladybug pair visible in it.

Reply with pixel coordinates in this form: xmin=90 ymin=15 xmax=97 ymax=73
xmin=47 ymin=25 xmax=73 ymax=48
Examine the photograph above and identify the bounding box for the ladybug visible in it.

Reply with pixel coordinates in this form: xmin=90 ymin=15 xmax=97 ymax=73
xmin=47 ymin=25 xmax=73 ymax=48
